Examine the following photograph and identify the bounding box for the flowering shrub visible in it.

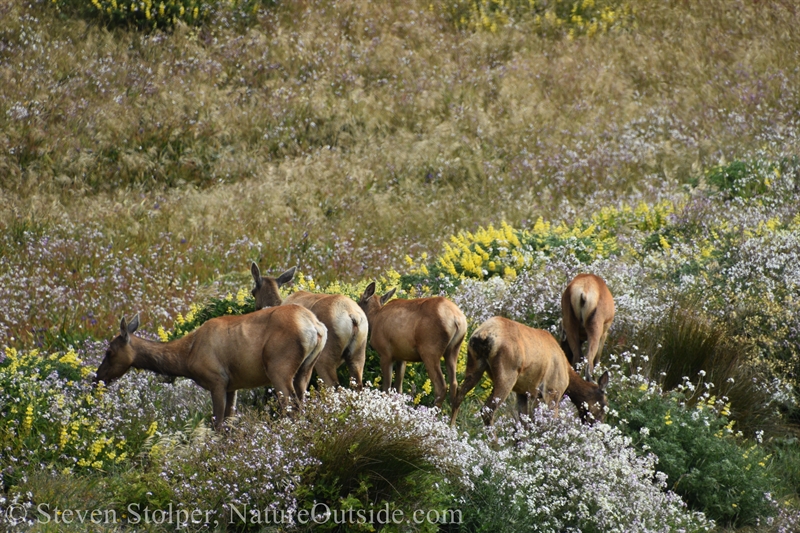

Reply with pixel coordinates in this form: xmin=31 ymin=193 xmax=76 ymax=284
xmin=156 ymin=387 xmax=469 ymax=530
xmin=609 ymin=371 xmax=784 ymax=526
xmin=0 ymin=342 xmax=208 ymax=488
xmin=459 ymin=409 xmax=713 ymax=532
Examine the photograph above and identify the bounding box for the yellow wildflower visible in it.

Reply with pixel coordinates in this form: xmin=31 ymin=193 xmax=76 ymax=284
xmin=236 ymin=287 xmax=248 ymax=306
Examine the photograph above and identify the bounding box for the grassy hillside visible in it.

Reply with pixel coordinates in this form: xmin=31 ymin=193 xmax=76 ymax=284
xmin=1 ymin=0 xmax=800 ymax=531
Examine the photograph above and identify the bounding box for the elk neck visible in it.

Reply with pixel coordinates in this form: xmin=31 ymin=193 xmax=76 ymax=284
xmin=565 ymin=365 xmax=595 ymax=407
xmin=129 ymin=333 xmax=195 ymax=379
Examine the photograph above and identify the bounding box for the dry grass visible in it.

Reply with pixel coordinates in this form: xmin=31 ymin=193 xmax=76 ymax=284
xmin=1 ymin=0 xmax=799 ymax=312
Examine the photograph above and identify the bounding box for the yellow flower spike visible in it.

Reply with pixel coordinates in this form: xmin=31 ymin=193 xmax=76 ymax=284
xmin=175 ymin=313 xmax=185 ymax=325
xmin=422 ymin=379 xmax=432 ymax=395
xmin=157 ymin=326 xmax=169 ymax=342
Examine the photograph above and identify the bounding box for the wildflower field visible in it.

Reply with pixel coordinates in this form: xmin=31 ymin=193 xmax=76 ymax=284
xmin=2 ymin=0 xmax=800 ymax=531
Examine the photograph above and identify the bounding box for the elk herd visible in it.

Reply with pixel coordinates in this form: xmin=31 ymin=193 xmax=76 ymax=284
xmin=96 ymin=264 xmax=615 ymax=431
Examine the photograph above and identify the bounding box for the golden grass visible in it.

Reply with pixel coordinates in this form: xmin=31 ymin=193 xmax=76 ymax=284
xmin=2 ymin=0 xmax=799 ymax=283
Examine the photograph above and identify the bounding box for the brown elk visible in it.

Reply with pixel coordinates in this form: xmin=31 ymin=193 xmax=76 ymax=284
xmin=561 ymin=273 xmax=615 ymax=382
xmin=358 ymin=282 xmax=467 ymax=408
xmin=94 ymin=308 xmax=327 ymax=430
xmin=450 ymin=316 xmax=609 ymax=426
xmin=251 ymin=263 xmax=369 ymax=388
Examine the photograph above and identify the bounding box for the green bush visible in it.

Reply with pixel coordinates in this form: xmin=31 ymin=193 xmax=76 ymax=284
xmin=610 ymin=380 xmax=781 ymax=527
xmin=705 ymin=160 xmax=774 ymax=199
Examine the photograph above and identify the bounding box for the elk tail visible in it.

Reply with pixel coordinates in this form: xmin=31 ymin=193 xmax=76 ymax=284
xmin=468 ymin=331 xmax=495 ymax=362
xmin=299 ymin=322 xmax=327 ymax=377
xmin=341 ymin=312 xmax=367 ymax=363
xmin=572 ymin=286 xmax=598 ymax=327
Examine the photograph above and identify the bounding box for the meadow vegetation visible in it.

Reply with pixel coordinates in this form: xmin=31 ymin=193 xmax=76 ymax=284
xmin=2 ymin=0 xmax=800 ymax=530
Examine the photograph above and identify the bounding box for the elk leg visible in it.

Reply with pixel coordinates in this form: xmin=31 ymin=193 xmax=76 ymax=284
xmin=380 ymin=355 xmax=394 ymax=393
xmin=293 ymin=356 xmax=320 ymax=402
xmin=394 ymin=361 xmax=407 ymax=393
xmin=444 ymin=340 xmax=462 ymax=408
xmin=583 ymin=315 xmax=607 ymax=381
xmin=210 ymin=386 xmax=228 ymax=430
xmin=564 ymin=311 xmax=584 ymax=370
xmin=273 ymin=381 xmax=299 ymax=416
xmin=481 ymin=369 xmax=516 ymax=426
xmin=346 ymin=337 xmax=367 ymax=390
xmin=346 ymin=358 xmax=364 ymax=390
xmin=224 ymin=390 xmax=237 ymax=419
xmin=516 ymin=392 xmax=530 ymax=422
xmin=314 ymin=356 xmax=340 ymax=389
xmin=450 ymin=356 xmax=488 ymax=426
xmin=421 ymin=356 xmax=447 ymax=408
xmin=593 ymin=327 xmax=611 ymax=375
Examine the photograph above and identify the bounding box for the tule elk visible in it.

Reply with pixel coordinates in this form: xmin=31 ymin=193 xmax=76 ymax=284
xmin=251 ymin=263 xmax=369 ymax=389
xmin=561 ymin=273 xmax=615 ymax=381
xmin=450 ymin=316 xmax=609 ymax=426
xmin=358 ymin=282 xmax=467 ymax=408
xmin=95 ymin=309 xmax=327 ymax=429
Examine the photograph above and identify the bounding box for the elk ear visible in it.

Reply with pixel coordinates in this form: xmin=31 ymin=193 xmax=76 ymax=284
xmin=380 ymin=288 xmax=397 ymax=305
xmin=276 ymin=266 xmax=297 ymax=287
xmin=360 ymin=282 xmax=376 ymax=302
xmin=597 ymin=370 xmax=610 ymax=393
xmin=119 ymin=316 xmax=130 ymax=343
xmin=127 ymin=313 xmax=140 ymax=334
xmin=251 ymin=262 xmax=262 ymax=288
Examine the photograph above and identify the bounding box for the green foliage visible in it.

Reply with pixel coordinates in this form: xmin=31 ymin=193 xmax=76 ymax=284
xmin=298 ymin=389 xmax=454 ymax=532
xmin=611 ymin=381 xmax=780 ymax=527
xmin=705 ymin=160 xmax=773 ymax=199
xmin=632 ymin=303 xmax=778 ymax=434
xmin=52 ymin=0 xmax=213 ymax=29
xmin=161 ymin=287 xmax=254 ymax=342
xmin=400 ymin=217 xmax=622 ymax=295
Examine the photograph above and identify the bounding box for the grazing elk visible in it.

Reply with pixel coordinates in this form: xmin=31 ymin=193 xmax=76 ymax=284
xmin=450 ymin=316 xmax=609 ymax=426
xmin=251 ymin=263 xmax=369 ymax=388
xmin=94 ymin=309 xmax=327 ymax=430
xmin=358 ymin=282 xmax=467 ymax=408
xmin=561 ymin=273 xmax=615 ymax=382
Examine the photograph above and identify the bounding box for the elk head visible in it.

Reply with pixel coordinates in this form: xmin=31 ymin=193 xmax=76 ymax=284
xmin=572 ymin=370 xmax=610 ymax=424
xmin=357 ymin=282 xmax=396 ymax=320
xmin=251 ymin=262 xmax=296 ymax=310
xmin=95 ymin=314 xmax=140 ymax=385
